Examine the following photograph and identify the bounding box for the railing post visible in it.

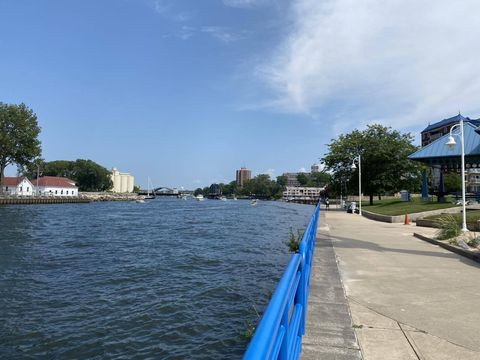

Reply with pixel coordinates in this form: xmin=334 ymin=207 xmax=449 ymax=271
xmin=298 ymin=241 xmax=307 ymax=335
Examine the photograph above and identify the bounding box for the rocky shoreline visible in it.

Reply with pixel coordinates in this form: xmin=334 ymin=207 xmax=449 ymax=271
xmin=79 ymin=192 xmax=143 ymax=202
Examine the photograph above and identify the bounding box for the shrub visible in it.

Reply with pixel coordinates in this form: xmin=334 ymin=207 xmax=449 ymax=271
xmin=436 ymin=214 xmax=461 ymax=240
xmin=287 ymin=227 xmax=304 ymax=253
xmin=467 ymin=236 xmax=480 ymax=248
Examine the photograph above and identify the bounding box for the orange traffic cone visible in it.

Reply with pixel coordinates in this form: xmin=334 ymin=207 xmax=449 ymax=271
xmin=404 ymin=212 xmax=410 ymax=225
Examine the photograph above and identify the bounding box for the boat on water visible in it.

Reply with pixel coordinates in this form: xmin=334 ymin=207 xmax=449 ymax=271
xmin=181 ymin=194 xmax=188 ymax=200
xmin=136 ymin=198 xmax=145 ymax=203
xmin=233 ymin=195 xmax=238 ymax=201
xmin=251 ymin=199 xmax=258 ymax=206
xmin=195 ymin=194 xmax=204 ymax=201
xmin=145 ymin=177 xmax=156 ymax=200
xmin=220 ymin=196 xmax=227 ymax=201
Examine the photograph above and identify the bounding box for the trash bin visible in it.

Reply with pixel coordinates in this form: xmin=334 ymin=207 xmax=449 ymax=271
xmin=400 ymin=190 xmax=410 ymax=202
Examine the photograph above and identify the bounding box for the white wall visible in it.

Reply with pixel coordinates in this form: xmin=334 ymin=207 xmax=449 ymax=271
xmin=37 ymin=186 xmax=78 ymax=197
xmin=2 ymin=179 xmax=34 ymax=196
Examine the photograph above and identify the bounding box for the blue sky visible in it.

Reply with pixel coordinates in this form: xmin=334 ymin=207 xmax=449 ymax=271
xmin=2 ymin=0 xmax=480 ymax=188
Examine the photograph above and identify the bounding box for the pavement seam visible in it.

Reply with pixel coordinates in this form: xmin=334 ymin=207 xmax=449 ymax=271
xmin=348 ymin=296 xmax=480 ymax=353
xmin=323 ymin=214 xmax=364 ymax=360
xmin=398 ymin=322 xmax=422 ymax=360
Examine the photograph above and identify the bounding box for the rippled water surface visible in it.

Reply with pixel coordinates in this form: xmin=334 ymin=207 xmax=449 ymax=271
xmin=0 ymin=198 xmax=314 ymax=359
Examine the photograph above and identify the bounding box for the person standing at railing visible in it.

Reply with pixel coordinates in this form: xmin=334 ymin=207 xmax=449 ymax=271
xmin=325 ymin=197 xmax=330 ymax=210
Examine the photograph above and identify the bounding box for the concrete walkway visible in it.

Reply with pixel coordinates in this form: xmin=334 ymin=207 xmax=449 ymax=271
xmin=304 ymin=208 xmax=480 ymax=359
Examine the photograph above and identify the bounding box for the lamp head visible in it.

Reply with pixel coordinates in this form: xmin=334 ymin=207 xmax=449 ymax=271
xmin=446 ymin=135 xmax=456 ymax=149
xmin=350 ymin=162 xmax=357 ymax=170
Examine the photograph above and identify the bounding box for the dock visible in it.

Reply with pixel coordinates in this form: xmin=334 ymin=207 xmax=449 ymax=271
xmin=0 ymin=197 xmax=90 ymax=205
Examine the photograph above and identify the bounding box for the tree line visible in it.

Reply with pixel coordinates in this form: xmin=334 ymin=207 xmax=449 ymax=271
xmin=0 ymin=102 xmax=112 ymax=193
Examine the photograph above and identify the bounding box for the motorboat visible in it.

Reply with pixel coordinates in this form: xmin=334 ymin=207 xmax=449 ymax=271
xmin=195 ymin=194 xmax=204 ymax=201
xmin=251 ymin=199 xmax=258 ymax=206
xmin=220 ymin=196 xmax=227 ymax=201
xmin=136 ymin=198 xmax=145 ymax=203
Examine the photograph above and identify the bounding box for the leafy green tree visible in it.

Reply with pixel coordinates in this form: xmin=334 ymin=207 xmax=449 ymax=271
xmin=322 ymin=124 xmax=422 ymax=205
xmin=296 ymin=173 xmax=309 ymax=186
xmin=308 ymin=172 xmax=331 ymax=187
xmin=239 ymin=174 xmax=285 ymax=199
xmin=23 ymin=159 xmax=112 ymax=192
xmin=0 ymin=103 xmax=41 ymax=193
xmin=193 ymin=188 xmax=203 ymax=196
xmin=443 ymin=172 xmax=462 ymax=193
xmin=276 ymin=175 xmax=287 ymax=187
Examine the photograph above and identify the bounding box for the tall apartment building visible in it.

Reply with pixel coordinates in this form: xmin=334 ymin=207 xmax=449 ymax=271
xmin=311 ymin=163 xmax=320 ymax=173
xmin=282 ymin=173 xmax=301 ymax=187
xmin=236 ymin=167 xmax=251 ymax=187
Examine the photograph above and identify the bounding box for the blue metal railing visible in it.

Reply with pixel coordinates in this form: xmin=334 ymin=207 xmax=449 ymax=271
xmin=243 ymin=203 xmax=320 ymax=360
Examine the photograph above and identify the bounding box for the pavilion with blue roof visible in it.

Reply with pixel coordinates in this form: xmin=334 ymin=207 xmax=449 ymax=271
xmin=409 ymin=114 xmax=480 ymax=199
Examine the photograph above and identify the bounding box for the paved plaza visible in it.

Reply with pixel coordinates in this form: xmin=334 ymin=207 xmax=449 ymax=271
xmin=303 ymin=208 xmax=480 ymax=359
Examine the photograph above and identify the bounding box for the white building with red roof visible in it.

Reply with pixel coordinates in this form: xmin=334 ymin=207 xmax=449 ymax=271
xmin=35 ymin=176 xmax=79 ymax=197
xmin=1 ymin=177 xmax=35 ymax=196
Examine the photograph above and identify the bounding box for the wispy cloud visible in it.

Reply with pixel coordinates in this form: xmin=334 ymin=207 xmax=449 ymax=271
xmin=264 ymin=168 xmax=276 ymax=178
xmin=256 ymin=0 xmax=480 ymax=129
xmin=153 ymin=0 xmax=191 ymax=22
xmin=223 ymin=0 xmax=271 ymax=8
xmin=201 ymin=26 xmax=248 ymax=43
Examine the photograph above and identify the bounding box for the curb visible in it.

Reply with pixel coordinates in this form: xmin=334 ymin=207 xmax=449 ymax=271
xmin=413 ymin=233 xmax=480 ymax=264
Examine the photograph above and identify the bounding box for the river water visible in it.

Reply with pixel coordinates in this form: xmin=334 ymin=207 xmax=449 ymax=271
xmin=0 ymin=198 xmax=314 ymax=359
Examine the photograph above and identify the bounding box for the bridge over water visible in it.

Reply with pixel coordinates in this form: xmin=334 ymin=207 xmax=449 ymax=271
xmin=137 ymin=187 xmax=192 ymax=196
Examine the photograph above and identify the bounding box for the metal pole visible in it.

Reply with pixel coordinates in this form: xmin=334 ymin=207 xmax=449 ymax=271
xmin=36 ymin=164 xmax=39 ymax=197
xmin=359 ymin=154 xmax=362 ymax=216
xmin=460 ymin=118 xmax=467 ymax=232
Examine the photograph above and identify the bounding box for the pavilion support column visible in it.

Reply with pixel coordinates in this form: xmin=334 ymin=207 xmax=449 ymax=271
xmin=438 ymin=170 xmax=446 ymax=203
xmin=421 ymin=169 xmax=429 ymax=201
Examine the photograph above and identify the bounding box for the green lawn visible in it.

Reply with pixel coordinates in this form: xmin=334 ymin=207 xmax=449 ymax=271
xmin=425 ymin=210 xmax=480 ymax=224
xmin=361 ymin=197 xmax=459 ymax=216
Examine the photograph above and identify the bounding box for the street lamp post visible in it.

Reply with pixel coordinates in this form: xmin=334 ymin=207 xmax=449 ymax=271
xmin=446 ymin=117 xmax=467 ymax=232
xmin=351 ymin=155 xmax=362 ymax=216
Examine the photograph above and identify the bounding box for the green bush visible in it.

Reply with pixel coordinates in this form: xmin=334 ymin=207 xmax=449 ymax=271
xmin=467 ymin=236 xmax=480 ymax=248
xmin=287 ymin=227 xmax=304 ymax=253
xmin=436 ymin=214 xmax=461 ymax=240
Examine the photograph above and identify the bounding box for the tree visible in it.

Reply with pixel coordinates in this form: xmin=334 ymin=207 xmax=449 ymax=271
xmin=443 ymin=172 xmax=462 ymax=193
xmin=23 ymin=159 xmax=113 ymax=192
xmin=0 ymin=103 xmax=41 ymax=193
xmin=308 ymin=172 xmax=331 ymax=187
xmin=276 ymin=175 xmax=287 ymax=187
xmin=296 ymin=173 xmax=309 ymax=186
xmin=322 ymin=124 xmax=422 ymax=205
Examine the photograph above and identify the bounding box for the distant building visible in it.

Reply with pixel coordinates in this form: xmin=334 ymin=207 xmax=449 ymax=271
xmin=35 ymin=176 xmax=78 ymax=196
xmin=111 ymin=167 xmax=134 ymax=193
xmin=421 ymin=114 xmax=480 ymax=147
xmin=1 ymin=177 xmax=34 ymax=196
xmin=236 ymin=167 xmax=251 ymax=187
xmin=282 ymin=173 xmax=301 ymax=187
xmin=311 ymin=163 xmax=320 ymax=173
xmin=283 ymin=186 xmax=324 ymax=201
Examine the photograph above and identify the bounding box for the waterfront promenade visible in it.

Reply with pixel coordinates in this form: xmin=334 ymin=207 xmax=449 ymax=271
xmin=303 ymin=208 xmax=480 ymax=359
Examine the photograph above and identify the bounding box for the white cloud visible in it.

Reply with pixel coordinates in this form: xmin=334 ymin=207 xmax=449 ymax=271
xmin=257 ymin=0 xmax=480 ymax=129
xmin=153 ymin=0 xmax=191 ymax=22
xmin=264 ymin=168 xmax=276 ymax=178
xmin=222 ymin=0 xmax=269 ymax=8
xmin=201 ymin=26 xmax=248 ymax=43
xmin=299 ymin=167 xmax=306 ymax=173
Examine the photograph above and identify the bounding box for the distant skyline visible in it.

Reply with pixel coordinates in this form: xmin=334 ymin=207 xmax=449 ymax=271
xmin=2 ymin=0 xmax=480 ymax=188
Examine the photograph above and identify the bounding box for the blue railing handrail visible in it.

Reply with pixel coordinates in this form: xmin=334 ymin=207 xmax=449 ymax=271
xmin=243 ymin=203 xmax=320 ymax=360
